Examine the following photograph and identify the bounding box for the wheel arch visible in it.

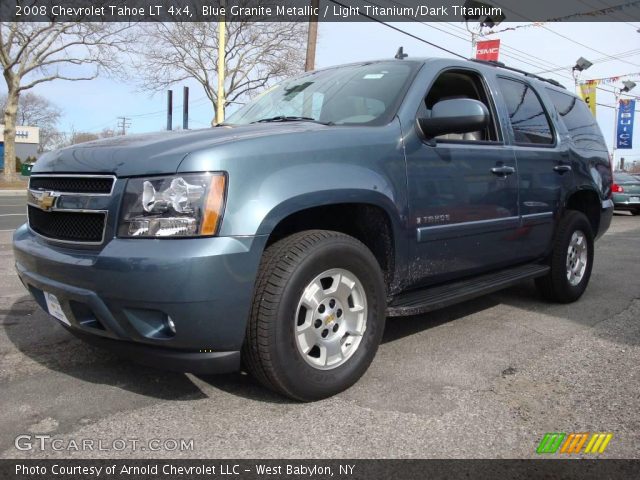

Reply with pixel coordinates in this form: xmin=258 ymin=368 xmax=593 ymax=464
xmin=564 ymin=187 xmax=602 ymax=237
xmin=257 ymin=191 xmax=404 ymax=296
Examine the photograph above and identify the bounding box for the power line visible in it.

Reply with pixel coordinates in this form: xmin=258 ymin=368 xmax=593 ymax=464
xmin=597 ymin=102 xmax=640 ymax=114
xmin=534 ymin=49 xmax=640 ymax=74
xmin=490 ymin=0 xmax=640 ymax=68
xmin=344 ymin=3 xmax=640 ymax=106
xmin=328 ymin=0 xmax=466 ymax=59
xmin=366 ymin=0 xmax=628 ymax=94
xmin=407 ymin=15 xmax=640 ymax=99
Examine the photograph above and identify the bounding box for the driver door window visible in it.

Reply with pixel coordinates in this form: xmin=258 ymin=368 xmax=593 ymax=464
xmin=420 ymin=70 xmax=499 ymax=143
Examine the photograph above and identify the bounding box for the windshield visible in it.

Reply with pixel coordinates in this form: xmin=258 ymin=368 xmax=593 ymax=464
xmin=225 ymin=61 xmax=417 ymax=126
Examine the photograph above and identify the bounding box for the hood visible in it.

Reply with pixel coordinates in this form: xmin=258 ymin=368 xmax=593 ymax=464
xmin=32 ymin=123 xmax=328 ymax=177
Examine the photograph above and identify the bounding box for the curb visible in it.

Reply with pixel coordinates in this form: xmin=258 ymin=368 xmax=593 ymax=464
xmin=0 ymin=190 xmax=27 ymax=196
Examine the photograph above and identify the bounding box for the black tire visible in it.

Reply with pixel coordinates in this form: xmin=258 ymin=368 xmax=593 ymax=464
xmin=242 ymin=230 xmax=386 ymax=401
xmin=535 ymin=211 xmax=594 ymax=303
xmin=631 ymin=209 xmax=640 ymax=216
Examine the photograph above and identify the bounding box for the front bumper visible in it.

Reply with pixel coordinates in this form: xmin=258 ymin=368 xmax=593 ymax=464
xmin=13 ymin=224 xmax=267 ymax=374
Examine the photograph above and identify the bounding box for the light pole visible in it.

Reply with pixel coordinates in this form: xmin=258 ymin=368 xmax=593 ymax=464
xmin=572 ymin=57 xmax=593 ymax=93
xmin=612 ymin=80 xmax=636 ymax=170
xmin=216 ymin=0 xmax=226 ymax=125
xmin=462 ymin=0 xmax=504 ymax=58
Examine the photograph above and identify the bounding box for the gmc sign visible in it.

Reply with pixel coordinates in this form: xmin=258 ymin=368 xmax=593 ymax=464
xmin=476 ymin=39 xmax=501 ymax=62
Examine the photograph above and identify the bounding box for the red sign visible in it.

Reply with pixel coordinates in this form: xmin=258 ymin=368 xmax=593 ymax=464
xmin=475 ymin=39 xmax=500 ymax=61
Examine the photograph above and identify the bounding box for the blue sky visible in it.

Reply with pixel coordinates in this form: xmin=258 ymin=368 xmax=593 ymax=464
xmin=10 ymin=21 xmax=640 ymax=167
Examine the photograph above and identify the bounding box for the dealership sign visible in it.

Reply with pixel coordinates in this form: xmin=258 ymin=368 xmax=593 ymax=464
xmin=616 ymin=99 xmax=635 ymax=149
xmin=475 ymin=39 xmax=500 ymax=62
xmin=579 ymin=82 xmax=597 ymax=116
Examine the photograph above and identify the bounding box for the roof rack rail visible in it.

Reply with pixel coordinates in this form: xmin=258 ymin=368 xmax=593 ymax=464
xmin=470 ymin=59 xmax=566 ymax=89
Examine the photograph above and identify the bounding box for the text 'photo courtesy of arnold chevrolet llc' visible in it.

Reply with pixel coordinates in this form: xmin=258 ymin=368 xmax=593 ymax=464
xmin=1 ymin=0 xmax=640 ymax=478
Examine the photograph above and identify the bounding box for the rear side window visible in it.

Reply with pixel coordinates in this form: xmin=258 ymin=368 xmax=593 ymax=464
xmin=546 ymin=89 xmax=605 ymax=151
xmin=497 ymin=77 xmax=554 ymax=145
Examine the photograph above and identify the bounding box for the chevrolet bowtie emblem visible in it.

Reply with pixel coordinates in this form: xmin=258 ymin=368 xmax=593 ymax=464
xmin=34 ymin=191 xmax=57 ymax=211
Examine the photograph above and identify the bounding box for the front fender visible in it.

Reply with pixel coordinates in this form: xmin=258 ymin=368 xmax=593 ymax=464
xmin=253 ymin=188 xmax=404 ymax=237
xmin=178 ymin=122 xmax=408 ymax=238
xmin=224 ymin=161 xmax=407 ymax=238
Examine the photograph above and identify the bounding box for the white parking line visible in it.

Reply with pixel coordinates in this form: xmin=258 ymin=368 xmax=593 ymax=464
xmin=0 ymin=214 xmax=25 ymax=216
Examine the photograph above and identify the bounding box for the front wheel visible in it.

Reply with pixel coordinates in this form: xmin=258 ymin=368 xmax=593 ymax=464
xmin=535 ymin=211 xmax=594 ymax=303
xmin=243 ymin=230 xmax=386 ymax=401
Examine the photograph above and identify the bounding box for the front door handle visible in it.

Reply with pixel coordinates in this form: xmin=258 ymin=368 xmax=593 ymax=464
xmin=553 ymin=164 xmax=572 ymax=174
xmin=491 ymin=165 xmax=516 ymax=176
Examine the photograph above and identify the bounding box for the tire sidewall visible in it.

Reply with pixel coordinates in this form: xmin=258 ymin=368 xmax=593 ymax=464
xmin=552 ymin=213 xmax=594 ymax=301
xmin=271 ymin=238 xmax=385 ymax=400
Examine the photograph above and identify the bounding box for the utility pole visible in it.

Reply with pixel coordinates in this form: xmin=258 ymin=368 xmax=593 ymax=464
xmin=183 ymin=86 xmax=189 ymax=130
xmin=167 ymin=90 xmax=173 ymax=131
xmin=116 ymin=117 xmax=131 ymax=135
xmin=612 ymin=89 xmax=620 ymax=169
xmin=304 ymin=0 xmax=320 ymax=71
xmin=216 ymin=0 xmax=226 ymax=125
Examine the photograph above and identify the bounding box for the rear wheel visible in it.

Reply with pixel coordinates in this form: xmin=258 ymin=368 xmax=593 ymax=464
xmin=535 ymin=211 xmax=594 ymax=303
xmin=243 ymin=230 xmax=386 ymax=401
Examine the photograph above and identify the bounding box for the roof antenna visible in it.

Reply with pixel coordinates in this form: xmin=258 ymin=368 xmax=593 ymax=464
xmin=395 ymin=47 xmax=408 ymax=60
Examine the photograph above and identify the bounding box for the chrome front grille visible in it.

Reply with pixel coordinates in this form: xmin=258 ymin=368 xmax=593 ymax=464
xmin=28 ymin=206 xmax=106 ymax=243
xmin=29 ymin=175 xmax=114 ymax=195
xmin=27 ymin=175 xmax=114 ymax=245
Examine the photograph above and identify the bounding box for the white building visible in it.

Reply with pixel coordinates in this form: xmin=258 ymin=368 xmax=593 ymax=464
xmin=0 ymin=125 xmax=40 ymax=167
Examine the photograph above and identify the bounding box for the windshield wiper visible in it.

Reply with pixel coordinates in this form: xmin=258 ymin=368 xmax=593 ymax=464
xmin=251 ymin=116 xmax=332 ymax=125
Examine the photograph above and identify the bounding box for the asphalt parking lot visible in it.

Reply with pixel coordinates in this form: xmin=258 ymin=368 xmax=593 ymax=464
xmin=1 ymin=194 xmax=639 ymax=459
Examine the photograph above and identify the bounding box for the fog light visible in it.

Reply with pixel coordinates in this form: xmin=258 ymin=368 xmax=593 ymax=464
xmin=166 ymin=316 xmax=176 ymax=334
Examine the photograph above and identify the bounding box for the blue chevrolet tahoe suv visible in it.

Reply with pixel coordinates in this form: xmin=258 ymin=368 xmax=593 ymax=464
xmin=14 ymin=57 xmax=613 ymax=400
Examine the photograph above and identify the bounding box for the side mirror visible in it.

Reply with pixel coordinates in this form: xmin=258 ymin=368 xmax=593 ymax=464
xmin=418 ymin=98 xmax=489 ymax=138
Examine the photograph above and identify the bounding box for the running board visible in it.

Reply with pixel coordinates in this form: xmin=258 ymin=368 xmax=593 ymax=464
xmin=387 ymin=264 xmax=550 ymax=317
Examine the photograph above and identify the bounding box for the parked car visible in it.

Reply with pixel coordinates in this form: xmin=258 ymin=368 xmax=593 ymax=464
xmin=14 ymin=57 xmax=613 ymax=400
xmin=612 ymin=172 xmax=640 ymax=215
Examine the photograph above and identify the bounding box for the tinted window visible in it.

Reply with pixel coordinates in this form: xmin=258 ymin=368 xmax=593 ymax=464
xmin=497 ymin=77 xmax=554 ymax=145
xmin=546 ymin=89 xmax=605 ymax=151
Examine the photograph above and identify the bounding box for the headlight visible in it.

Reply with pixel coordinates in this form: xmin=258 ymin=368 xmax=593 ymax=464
xmin=118 ymin=173 xmax=226 ymax=238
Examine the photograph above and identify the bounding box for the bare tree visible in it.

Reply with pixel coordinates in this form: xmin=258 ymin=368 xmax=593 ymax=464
xmin=134 ymin=21 xmax=306 ymax=125
xmin=0 ymin=92 xmax=61 ymax=152
xmin=68 ymin=130 xmax=100 ymax=145
xmin=57 ymin=125 xmax=120 ymax=148
xmin=0 ymin=21 xmax=133 ymax=180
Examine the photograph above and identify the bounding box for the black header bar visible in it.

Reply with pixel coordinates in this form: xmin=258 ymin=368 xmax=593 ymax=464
xmin=3 ymin=0 xmax=640 ymax=22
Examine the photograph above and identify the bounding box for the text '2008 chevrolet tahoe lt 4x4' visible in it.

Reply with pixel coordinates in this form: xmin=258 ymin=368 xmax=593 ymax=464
xmin=14 ymin=57 xmax=613 ymax=401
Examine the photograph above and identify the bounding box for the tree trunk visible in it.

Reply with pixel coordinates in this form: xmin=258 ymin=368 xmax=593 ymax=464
xmin=3 ymin=87 xmax=19 ymax=182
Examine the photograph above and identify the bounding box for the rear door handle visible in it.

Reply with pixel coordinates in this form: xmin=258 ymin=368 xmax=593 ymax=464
xmin=491 ymin=165 xmax=516 ymax=176
xmin=553 ymin=164 xmax=572 ymax=174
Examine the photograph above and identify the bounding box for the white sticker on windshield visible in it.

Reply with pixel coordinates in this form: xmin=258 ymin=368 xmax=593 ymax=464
xmin=363 ymin=74 xmax=384 ymax=79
